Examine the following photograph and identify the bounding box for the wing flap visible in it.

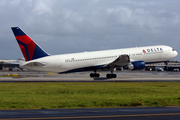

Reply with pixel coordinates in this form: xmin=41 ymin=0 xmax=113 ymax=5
xmin=106 ymin=54 xmax=130 ymax=67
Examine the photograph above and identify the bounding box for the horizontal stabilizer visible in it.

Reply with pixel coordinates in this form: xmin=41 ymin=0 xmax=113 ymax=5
xmin=23 ymin=62 xmax=46 ymax=67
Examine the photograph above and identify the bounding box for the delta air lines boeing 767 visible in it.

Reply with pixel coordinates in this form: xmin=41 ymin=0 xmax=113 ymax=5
xmin=11 ymin=27 xmax=178 ymax=78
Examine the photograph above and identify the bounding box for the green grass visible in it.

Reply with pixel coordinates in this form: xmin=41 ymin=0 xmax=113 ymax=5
xmin=0 ymin=82 xmax=180 ymax=110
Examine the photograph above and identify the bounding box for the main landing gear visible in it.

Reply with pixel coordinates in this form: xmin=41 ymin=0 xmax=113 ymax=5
xmin=90 ymin=71 xmax=100 ymax=78
xmin=90 ymin=69 xmax=117 ymax=78
xmin=106 ymin=67 xmax=117 ymax=78
xmin=106 ymin=73 xmax=117 ymax=78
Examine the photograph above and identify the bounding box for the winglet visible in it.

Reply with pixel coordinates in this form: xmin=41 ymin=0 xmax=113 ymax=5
xmin=11 ymin=27 xmax=49 ymax=61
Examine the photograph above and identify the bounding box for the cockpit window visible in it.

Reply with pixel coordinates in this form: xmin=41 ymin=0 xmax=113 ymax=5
xmin=172 ymin=49 xmax=175 ymax=51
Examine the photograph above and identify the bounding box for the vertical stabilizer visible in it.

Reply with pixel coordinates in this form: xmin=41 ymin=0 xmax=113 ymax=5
xmin=11 ymin=27 xmax=49 ymax=61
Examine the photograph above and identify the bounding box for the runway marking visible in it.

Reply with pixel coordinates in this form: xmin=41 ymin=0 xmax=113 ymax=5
xmin=1 ymin=112 xmax=180 ymax=120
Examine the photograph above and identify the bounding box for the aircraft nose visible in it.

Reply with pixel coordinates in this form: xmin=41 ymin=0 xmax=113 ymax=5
xmin=174 ymin=51 xmax=178 ymax=57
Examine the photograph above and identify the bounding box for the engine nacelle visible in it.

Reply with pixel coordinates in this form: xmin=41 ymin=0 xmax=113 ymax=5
xmin=127 ymin=61 xmax=145 ymax=70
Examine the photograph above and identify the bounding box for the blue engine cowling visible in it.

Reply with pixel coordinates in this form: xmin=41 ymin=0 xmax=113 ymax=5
xmin=128 ymin=61 xmax=145 ymax=70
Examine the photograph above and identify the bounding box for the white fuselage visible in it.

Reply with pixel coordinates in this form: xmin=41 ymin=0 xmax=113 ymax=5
xmin=20 ymin=45 xmax=178 ymax=73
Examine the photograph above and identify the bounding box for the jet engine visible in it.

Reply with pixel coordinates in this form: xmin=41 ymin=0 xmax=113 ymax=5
xmin=127 ymin=61 xmax=145 ymax=70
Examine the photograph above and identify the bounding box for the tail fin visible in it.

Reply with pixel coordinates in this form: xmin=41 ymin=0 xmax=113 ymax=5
xmin=11 ymin=27 xmax=49 ymax=61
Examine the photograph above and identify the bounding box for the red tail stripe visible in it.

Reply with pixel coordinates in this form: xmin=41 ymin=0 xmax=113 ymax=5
xmin=16 ymin=35 xmax=36 ymax=61
xmin=15 ymin=35 xmax=32 ymax=44
xmin=21 ymin=45 xmax=28 ymax=61
xmin=28 ymin=41 xmax=36 ymax=60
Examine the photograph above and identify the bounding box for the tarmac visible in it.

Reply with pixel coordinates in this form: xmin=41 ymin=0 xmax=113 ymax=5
xmin=0 ymin=106 xmax=180 ymax=120
xmin=0 ymin=71 xmax=180 ymax=82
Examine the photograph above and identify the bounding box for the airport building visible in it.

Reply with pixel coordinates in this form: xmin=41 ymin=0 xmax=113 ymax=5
xmin=0 ymin=59 xmax=25 ymax=71
xmin=145 ymin=63 xmax=180 ymax=71
xmin=0 ymin=63 xmax=19 ymax=71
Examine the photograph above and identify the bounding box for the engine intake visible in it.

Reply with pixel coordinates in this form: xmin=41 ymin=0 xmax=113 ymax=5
xmin=127 ymin=61 xmax=145 ymax=70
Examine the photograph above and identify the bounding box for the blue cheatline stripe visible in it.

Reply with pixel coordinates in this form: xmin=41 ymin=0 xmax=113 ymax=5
xmin=11 ymin=27 xmax=26 ymax=36
xmin=17 ymin=40 xmax=30 ymax=61
xmin=32 ymin=45 xmax=49 ymax=60
xmin=59 ymin=65 xmax=105 ymax=74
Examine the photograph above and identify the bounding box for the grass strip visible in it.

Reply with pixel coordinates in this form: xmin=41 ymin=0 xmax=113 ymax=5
xmin=0 ymin=82 xmax=179 ymax=110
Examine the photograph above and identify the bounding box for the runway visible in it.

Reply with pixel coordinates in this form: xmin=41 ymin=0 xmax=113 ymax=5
xmin=0 ymin=76 xmax=180 ymax=82
xmin=0 ymin=106 xmax=180 ymax=120
xmin=0 ymin=71 xmax=180 ymax=82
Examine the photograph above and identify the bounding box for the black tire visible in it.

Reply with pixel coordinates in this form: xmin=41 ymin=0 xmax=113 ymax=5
xmin=106 ymin=74 xmax=111 ymax=78
xmin=95 ymin=73 xmax=100 ymax=77
xmin=90 ymin=73 xmax=93 ymax=78
xmin=113 ymin=74 xmax=117 ymax=78
xmin=90 ymin=73 xmax=100 ymax=78
xmin=106 ymin=74 xmax=117 ymax=78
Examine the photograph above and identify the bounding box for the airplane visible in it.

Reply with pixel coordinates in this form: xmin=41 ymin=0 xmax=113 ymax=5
xmin=0 ymin=58 xmax=25 ymax=64
xmin=11 ymin=27 xmax=178 ymax=78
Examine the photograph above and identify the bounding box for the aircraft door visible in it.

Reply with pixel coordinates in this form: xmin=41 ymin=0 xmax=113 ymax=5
xmin=57 ymin=59 xmax=61 ymax=67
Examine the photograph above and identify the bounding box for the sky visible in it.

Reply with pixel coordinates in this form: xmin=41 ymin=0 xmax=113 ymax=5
xmin=0 ymin=0 xmax=180 ymax=61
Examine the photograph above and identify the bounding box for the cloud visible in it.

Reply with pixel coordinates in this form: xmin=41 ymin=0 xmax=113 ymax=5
xmin=33 ymin=0 xmax=53 ymax=15
xmin=0 ymin=0 xmax=180 ymax=61
xmin=124 ymin=0 xmax=161 ymax=6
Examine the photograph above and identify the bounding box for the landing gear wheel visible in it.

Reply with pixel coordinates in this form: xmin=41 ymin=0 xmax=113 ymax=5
xmin=90 ymin=73 xmax=100 ymax=78
xmin=113 ymin=74 xmax=117 ymax=78
xmin=106 ymin=74 xmax=117 ymax=78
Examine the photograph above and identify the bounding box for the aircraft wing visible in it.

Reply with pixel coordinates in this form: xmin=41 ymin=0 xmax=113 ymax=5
xmin=105 ymin=54 xmax=130 ymax=68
